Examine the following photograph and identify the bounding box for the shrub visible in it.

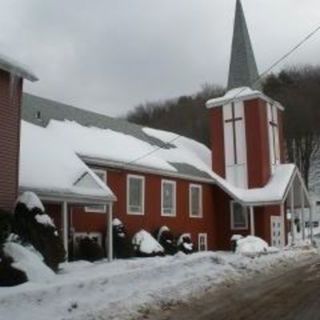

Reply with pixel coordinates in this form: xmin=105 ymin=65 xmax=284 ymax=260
xmin=78 ymin=236 xmax=104 ymax=262
xmin=0 ymin=210 xmax=12 ymax=246
xmin=112 ymin=218 xmax=133 ymax=259
xmin=0 ymin=255 xmax=27 ymax=287
xmin=177 ymin=234 xmax=194 ymax=254
xmin=156 ymin=226 xmax=177 ymax=255
xmin=13 ymin=192 xmax=65 ymax=272
xmin=132 ymin=230 xmax=164 ymax=258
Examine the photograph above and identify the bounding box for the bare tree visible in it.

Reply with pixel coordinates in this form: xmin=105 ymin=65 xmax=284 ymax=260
xmin=264 ymin=66 xmax=320 ymax=187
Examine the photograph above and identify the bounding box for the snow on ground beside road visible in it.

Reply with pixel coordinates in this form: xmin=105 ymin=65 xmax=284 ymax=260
xmin=236 ymin=236 xmax=279 ymax=256
xmin=0 ymin=247 xmax=317 ymax=320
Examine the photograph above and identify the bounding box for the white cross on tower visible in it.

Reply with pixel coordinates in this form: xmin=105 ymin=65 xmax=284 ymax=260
xmin=268 ymin=104 xmax=280 ymax=168
xmin=224 ymin=102 xmax=243 ymax=165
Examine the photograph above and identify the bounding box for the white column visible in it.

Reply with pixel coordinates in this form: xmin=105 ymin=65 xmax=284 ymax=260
xmin=300 ymin=185 xmax=305 ymax=241
xmin=62 ymin=201 xmax=68 ymax=259
xmin=249 ymin=206 xmax=255 ymax=236
xmin=280 ymin=204 xmax=285 ymax=247
xmin=107 ymin=203 xmax=113 ymax=262
xmin=290 ymin=186 xmax=295 ymax=245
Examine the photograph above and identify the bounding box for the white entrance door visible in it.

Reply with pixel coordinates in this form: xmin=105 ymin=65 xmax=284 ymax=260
xmin=270 ymin=216 xmax=284 ymax=248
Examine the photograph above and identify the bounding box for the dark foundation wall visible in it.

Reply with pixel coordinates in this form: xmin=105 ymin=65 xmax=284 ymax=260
xmin=0 ymin=70 xmax=23 ymax=212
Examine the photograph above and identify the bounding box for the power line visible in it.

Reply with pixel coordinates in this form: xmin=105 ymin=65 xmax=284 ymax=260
xmin=125 ymin=23 xmax=320 ymax=166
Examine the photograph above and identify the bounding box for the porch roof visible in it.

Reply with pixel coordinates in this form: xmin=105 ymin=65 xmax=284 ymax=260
xmin=19 ymin=121 xmax=116 ymax=204
xmin=210 ymin=164 xmax=310 ymax=207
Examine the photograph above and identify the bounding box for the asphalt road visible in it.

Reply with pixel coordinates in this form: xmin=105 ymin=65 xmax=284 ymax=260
xmin=144 ymin=256 xmax=320 ymax=320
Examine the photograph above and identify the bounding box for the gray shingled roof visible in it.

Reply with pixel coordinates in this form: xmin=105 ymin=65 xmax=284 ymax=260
xmin=227 ymin=0 xmax=260 ymax=90
xmin=22 ymin=93 xmax=212 ymax=181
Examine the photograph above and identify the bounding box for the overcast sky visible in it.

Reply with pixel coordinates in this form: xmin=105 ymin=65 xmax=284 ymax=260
xmin=1 ymin=0 xmax=320 ymax=117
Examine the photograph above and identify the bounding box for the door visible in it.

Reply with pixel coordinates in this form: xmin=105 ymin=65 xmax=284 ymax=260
xmin=270 ymin=216 xmax=284 ymax=248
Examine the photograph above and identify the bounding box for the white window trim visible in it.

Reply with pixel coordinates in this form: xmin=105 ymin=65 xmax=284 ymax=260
xmin=198 ymin=233 xmax=208 ymax=251
xmin=85 ymin=169 xmax=107 ymax=213
xmin=230 ymin=200 xmax=248 ymax=230
xmin=127 ymin=174 xmax=145 ymax=215
xmin=161 ymin=179 xmax=176 ymax=217
xmin=189 ymin=184 xmax=203 ymax=218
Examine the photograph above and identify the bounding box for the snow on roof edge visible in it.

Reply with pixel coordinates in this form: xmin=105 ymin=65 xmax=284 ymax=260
xmin=0 ymin=53 xmax=38 ymax=82
xmin=206 ymin=87 xmax=284 ymax=111
xmin=209 ymin=164 xmax=297 ymax=206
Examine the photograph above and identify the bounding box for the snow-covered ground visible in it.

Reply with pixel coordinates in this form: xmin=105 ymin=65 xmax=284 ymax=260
xmin=0 ymin=247 xmax=317 ymax=320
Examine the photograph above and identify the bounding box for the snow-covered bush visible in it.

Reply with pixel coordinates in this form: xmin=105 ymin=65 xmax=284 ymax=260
xmin=156 ymin=226 xmax=177 ymax=255
xmin=0 ymin=209 xmax=12 ymax=246
xmin=78 ymin=237 xmax=104 ymax=262
xmin=177 ymin=234 xmax=194 ymax=254
xmin=13 ymin=192 xmax=65 ymax=271
xmin=0 ymin=253 xmax=27 ymax=287
xmin=236 ymin=236 xmax=269 ymax=256
xmin=230 ymin=234 xmax=243 ymax=252
xmin=112 ymin=218 xmax=133 ymax=259
xmin=3 ymin=241 xmax=54 ymax=282
xmin=132 ymin=230 xmax=164 ymax=257
xmin=0 ymin=237 xmax=55 ymax=286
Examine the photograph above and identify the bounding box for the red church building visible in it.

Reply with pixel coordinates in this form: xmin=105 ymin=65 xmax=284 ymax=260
xmin=0 ymin=0 xmax=314 ymax=259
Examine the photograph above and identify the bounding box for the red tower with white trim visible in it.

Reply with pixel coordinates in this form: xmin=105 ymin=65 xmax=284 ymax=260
xmin=207 ymin=0 xmax=285 ymax=190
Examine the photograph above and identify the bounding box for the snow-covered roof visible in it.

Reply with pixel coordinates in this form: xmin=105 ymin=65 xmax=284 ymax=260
xmin=206 ymin=87 xmax=284 ymax=110
xmin=0 ymin=53 xmax=38 ymax=82
xmin=211 ymin=164 xmax=297 ymax=206
xmin=19 ymin=121 xmax=116 ymax=204
xmin=20 ymin=93 xmax=303 ymax=207
xmin=44 ymin=119 xmax=214 ymax=181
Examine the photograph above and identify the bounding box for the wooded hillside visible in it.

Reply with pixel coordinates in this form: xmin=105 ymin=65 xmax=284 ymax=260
xmin=127 ymin=66 xmax=320 ymax=186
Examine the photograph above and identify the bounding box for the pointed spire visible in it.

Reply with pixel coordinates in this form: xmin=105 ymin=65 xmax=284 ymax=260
xmin=227 ymin=0 xmax=260 ymax=90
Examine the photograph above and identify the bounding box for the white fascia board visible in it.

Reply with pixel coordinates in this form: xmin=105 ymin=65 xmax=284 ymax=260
xmin=80 ymin=155 xmax=216 ymax=185
xmin=18 ymin=187 xmax=116 ymax=205
xmin=206 ymin=91 xmax=284 ymax=111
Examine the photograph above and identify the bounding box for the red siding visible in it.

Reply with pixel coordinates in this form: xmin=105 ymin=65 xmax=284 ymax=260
xmin=0 ymin=70 xmax=23 ymax=212
xmin=244 ymin=99 xmax=271 ymax=188
xmin=210 ymin=107 xmax=225 ymax=177
xmin=213 ymin=186 xmax=250 ymax=250
xmin=255 ymin=206 xmax=281 ymax=244
xmin=49 ymin=168 xmax=218 ymax=250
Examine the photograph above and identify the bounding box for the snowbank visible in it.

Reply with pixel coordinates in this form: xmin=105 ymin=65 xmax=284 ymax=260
xmin=3 ymin=242 xmax=55 ymax=283
xmin=236 ymin=236 xmax=269 ymax=256
xmin=0 ymin=246 xmax=316 ymax=320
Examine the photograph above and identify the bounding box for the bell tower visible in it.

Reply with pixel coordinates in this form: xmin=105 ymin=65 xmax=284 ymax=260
xmin=206 ymin=0 xmax=284 ymax=189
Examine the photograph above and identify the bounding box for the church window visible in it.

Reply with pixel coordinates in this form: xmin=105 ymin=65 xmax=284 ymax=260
xmin=161 ymin=180 xmax=176 ymax=217
xmin=189 ymin=184 xmax=203 ymax=218
xmin=127 ymin=174 xmax=145 ymax=215
xmin=198 ymin=233 xmax=208 ymax=251
xmin=230 ymin=201 xmax=248 ymax=229
xmin=85 ymin=169 xmax=107 ymax=213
